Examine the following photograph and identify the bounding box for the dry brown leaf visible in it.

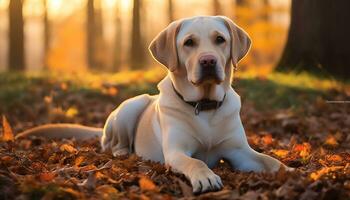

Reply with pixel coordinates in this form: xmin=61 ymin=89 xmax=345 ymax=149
xmin=61 ymin=188 xmax=82 ymax=198
xmin=1 ymin=115 xmax=14 ymax=141
xmin=326 ymin=154 xmax=343 ymax=162
xmin=139 ymin=176 xmax=157 ymax=191
xmin=79 ymin=172 xmax=96 ymax=190
xmin=174 ymin=177 xmax=192 ymax=197
xmin=310 ymin=166 xmax=343 ymax=181
xmin=1 ymin=155 xmax=13 ymax=164
xmin=96 ymin=185 xmax=119 ymax=199
xmin=74 ymin=156 xmax=85 ymax=167
xmin=60 ymin=144 xmax=77 ymax=153
xmin=324 ymin=135 xmax=339 ymax=147
xmin=39 ymin=172 xmax=56 ymax=182
xmin=80 ymin=165 xmax=98 ymax=172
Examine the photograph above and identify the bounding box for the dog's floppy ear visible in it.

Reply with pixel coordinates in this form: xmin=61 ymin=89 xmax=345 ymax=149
xmin=218 ymin=16 xmax=251 ymax=67
xmin=149 ymin=20 xmax=182 ymax=72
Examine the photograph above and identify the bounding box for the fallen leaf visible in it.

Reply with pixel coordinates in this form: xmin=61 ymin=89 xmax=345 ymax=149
xmin=310 ymin=166 xmax=343 ymax=181
xmin=1 ymin=155 xmax=13 ymax=163
xmin=60 ymin=82 xmax=68 ymax=90
xmin=198 ymin=190 xmax=239 ymax=199
xmin=262 ymin=134 xmax=273 ymax=145
xmin=79 ymin=172 xmax=96 ymax=190
xmin=74 ymin=156 xmax=85 ymax=167
xmin=96 ymin=185 xmax=119 ymax=199
xmin=293 ymin=143 xmax=311 ymax=158
xmin=324 ymin=135 xmax=339 ymax=147
xmin=174 ymin=177 xmax=192 ymax=197
xmin=107 ymin=87 xmax=118 ymax=96
xmin=272 ymin=149 xmax=289 ymax=158
xmin=60 ymin=144 xmax=77 ymax=153
xmin=65 ymin=107 xmax=78 ymax=118
xmin=39 ymin=172 xmax=56 ymax=182
xmin=80 ymin=165 xmax=98 ymax=172
xmin=1 ymin=115 xmax=14 ymax=141
xmin=61 ymin=188 xmax=82 ymax=198
xmin=139 ymin=176 xmax=157 ymax=191
xmin=326 ymin=154 xmax=343 ymax=163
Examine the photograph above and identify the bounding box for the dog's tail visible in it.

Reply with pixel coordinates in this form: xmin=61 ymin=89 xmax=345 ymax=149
xmin=15 ymin=124 xmax=102 ymax=140
xmin=15 ymin=94 xmax=154 ymax=152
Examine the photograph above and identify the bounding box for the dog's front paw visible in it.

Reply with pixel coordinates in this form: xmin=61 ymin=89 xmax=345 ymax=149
xmin=190 ymin=168 xmax=223 ymax=194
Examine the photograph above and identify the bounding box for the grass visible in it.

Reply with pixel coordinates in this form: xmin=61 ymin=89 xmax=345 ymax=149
xmin=0 ymin=70 xmax=348 ymax=112
xmin=234 ymin=71 xmax=348 ymax=110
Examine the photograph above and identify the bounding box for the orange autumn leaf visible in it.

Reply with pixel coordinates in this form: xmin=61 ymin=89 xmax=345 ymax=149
xmin=324 ymin=135 xmax=338 ymax=147
xmin=74 ymin=156 xmax=85 ymax=166
xmin=60 ymin=144 xmax=77 ymax=153
xmin=66 ymin=107 xmax=79 ymax=118
xmin=96 ymin=185 xmax=119 ymax=198
xmin=326 ymin=154 xmax=343 ymax=162
xmin=40 ymin=172 xmax=56 ymax=182
xmin=293 ymin=143 xmax=311 ymax=158
xmin=310 ymin=166 xmax=343 ymax=181
xmin=262 ymin=134 xmax=273 ymax=145
xmin=139 ymin=176 xmax=157 ymax=191
xmin=80 ymin=164 xmax=98 ymax=172
xmin=60 ymin=82 xmax=68 ymax=90
xmin=272 ymin=149 xmax=289 ymax=158
xmin=1 ymin=115 xmax=14 ymax=142
xmin=107 ymin=87 xmax=118 ymax=96
xmin=248 ymin=134 xmax=260 ymax=146
xmin=61 ymin=188 xmax=82 ymax=198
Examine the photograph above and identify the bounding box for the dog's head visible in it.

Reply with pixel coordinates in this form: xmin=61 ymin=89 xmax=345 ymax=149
xmin=150 ymin=16 xmax=251 ymax=101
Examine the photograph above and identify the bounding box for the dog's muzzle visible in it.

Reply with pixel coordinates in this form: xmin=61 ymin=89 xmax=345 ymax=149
xmin=196 ymin=55 xmax=221 ymax=85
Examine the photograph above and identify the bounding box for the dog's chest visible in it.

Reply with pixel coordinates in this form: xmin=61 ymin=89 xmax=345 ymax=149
xmin=191 ymin=112 xmax=233 ymax=150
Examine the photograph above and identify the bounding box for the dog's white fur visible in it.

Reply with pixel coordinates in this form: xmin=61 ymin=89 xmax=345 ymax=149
xmin=17 ymin=16 xmax=289 ymax=194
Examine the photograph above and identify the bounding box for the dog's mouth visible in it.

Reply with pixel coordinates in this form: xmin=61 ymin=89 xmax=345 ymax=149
xmin=191 ymin=70 xmax=223 ymax=86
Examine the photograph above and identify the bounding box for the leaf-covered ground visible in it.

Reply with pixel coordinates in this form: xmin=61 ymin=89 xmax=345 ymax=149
xmin=0 ymin=71 xmax=349 ymax=199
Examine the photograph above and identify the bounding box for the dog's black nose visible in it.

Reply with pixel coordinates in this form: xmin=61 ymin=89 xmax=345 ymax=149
xmin=199 ymin=55 xmax=217 ymax=68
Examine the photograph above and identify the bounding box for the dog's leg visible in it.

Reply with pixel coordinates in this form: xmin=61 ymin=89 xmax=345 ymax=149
xmin=163 ymin=131 xmax=223 ymax=193
xmin=165 ymin=151 xmax=223 ymax=193
xmin=101 ymin=94 xmax=153 ymax=156
xmin=224 ymin=145 xmax=288 ymax=172
xmin=222 ymin=116 xmax=290 ymax=172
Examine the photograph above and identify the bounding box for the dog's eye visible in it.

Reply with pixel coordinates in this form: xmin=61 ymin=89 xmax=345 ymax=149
xmin=184 ymin=39 xmax=194 ymax=47
xmin=215 ymin=36 xmax=226 ymax=44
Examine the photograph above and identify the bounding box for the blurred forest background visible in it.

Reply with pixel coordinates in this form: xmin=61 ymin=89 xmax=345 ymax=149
xmin=1 ymin=1 xmax=350 ymax=199
xmin=0 ymin=0 xmax=290 ymax=75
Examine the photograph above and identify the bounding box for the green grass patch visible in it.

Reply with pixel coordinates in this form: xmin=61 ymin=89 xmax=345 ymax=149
xmin=0 ymin=70 xmax=347 ymax=112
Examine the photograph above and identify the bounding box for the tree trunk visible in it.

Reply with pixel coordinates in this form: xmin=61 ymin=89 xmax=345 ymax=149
xmin=130 ymin=0 xmax=145 ymax=69
xmin=43 ymin=0 xmax=50 ymax=69
xmin=9 ymin=0 xmax=25 ymax=71
xmin=87 ymin=0 xmax=105 ymax=70
xmin=262 ymin=0 xmax=269 ymax=21
xmin=113 ymin=0 xmax=122 ymax=71
xmin=236 ymin=0 xmax=248 ymax=6
xmin=213 ymin=0 xmax=222 ymax=15
xmin=276 ymin=0 xmax=350 ymax=79
xmin=168 ymin=0 xmax=174 ymax=22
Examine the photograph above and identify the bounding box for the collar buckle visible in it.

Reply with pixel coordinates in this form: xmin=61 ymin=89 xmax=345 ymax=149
xmin=194 ymin=102 xmax=201 ymax=115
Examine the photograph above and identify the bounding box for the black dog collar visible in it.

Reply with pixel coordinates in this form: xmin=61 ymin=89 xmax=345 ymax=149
xmin=172 ymin=84 xmax=226 ymax=115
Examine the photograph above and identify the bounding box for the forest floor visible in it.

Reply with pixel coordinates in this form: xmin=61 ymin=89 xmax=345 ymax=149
xmin=0 ymin=71 xmax=349 ymax=200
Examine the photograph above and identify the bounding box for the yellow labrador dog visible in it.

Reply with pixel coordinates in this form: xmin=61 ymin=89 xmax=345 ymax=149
xmin=17 ymin=16 xmax=289 ymax=194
